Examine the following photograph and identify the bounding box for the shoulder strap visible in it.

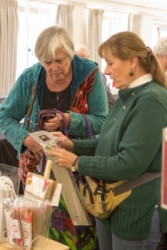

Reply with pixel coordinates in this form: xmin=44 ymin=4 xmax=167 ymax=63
xmin=80 ymin=113 xmax=92 ymax=140
xmin=112 ymin=172 xmax=161 ymax=196
xmin=25 ymin=83 xmax=38 ymax=132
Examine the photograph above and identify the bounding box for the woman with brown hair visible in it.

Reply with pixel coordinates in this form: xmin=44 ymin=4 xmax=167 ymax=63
xmin=46 ymin=31 xmax=167 ymax=250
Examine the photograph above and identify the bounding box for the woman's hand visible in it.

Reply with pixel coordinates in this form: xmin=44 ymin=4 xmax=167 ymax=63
xmin=43 ymin=113 xmax=71 ymax=131
xmin=43 ymin=114 xmax=62 ymax=132
xmin=51 ymin=131 xmax=73 ymax=151
xmin=45 ymin=147 xmax=78 ymax=171
xmin=23 ymin=135 xmax=44 ymax=162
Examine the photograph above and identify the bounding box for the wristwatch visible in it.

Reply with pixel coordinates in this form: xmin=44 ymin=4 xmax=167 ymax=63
xmin=71 ymin=157 xmax=79 ymax=172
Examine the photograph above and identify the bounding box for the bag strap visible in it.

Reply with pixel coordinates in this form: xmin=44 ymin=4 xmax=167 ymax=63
xmin=79 ymin=114 xmax=161 ymax=194
xmin=25 ymin=83 xmax=38 ymax=132
xmin=80 ymin=113 xmax=92 ymax=140
xmin=112 ymin=172 xmax=161 ymax=196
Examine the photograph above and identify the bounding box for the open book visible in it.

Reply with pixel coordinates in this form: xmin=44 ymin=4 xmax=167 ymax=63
xmin=161 ymin=128 xmax=167 ymax=209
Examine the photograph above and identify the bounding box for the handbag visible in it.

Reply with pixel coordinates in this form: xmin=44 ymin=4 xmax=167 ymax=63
xmin=78 ymin=115 xmax=161 ymax=218
xmin=36 ymin=108 xmax=57 ymax=131
xmin=36 ymin=109 xmax=68 ymax=136
xmin=79 ymin=173 xmax=161 ymax=219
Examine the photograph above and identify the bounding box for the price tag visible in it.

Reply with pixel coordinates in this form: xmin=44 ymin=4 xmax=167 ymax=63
xmin=25 ymin=173 xmax=53 ymax=200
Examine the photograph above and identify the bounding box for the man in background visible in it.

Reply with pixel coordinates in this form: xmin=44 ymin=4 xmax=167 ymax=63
xmin=75 ymin=44 xmax=116 ymax=110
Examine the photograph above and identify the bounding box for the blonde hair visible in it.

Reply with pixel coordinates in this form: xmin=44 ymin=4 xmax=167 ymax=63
xmin=98 ymin=31 xmax=167 ymax=89
xmin=35 ymin=26 xmax=75 ymax=62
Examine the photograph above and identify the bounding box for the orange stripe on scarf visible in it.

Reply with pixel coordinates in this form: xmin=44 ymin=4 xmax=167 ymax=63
xmin=71 ymin=69 xmax=98 ymax=114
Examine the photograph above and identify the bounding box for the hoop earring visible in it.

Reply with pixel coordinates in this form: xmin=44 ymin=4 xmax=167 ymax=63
xmin=129 ymin=71 xmax=134 ymax=76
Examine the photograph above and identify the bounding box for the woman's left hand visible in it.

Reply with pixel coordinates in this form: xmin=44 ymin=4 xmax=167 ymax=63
xmin=43 ymin=114 xmax=63 ymax=132
xmin=43 ymin=113 xmax=71 ymax=131
xmin=45 ymin=147 xmax=78 ymax=170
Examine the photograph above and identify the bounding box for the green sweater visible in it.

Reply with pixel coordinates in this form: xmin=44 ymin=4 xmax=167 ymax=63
xmin=73 ymin=81 xmax=167 ymax=240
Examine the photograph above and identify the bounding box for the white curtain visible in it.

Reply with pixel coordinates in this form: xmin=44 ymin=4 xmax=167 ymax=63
xmin=56 ymin=5 xmax=74 ymax=36
xmin=128 ymin=14 xmax=142 ymax=36
xmin=0 ymin=0 xmax=18 ymax=98
xmin=88 ymin=9 xmax=104 ymax=70
xmin=132 ymin=14 xmax=142 ymax=36
xmin=127 ymin=13 xmax=133 ymax=31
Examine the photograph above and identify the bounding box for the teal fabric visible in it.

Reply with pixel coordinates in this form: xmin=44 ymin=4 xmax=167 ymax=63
xmin=0 ymin=55 xmax=108 ymax=153
xmin=73 ymin=81 xmax=167 ymax=240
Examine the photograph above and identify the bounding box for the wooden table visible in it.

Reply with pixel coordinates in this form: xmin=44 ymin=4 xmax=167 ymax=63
xmin=0 ymin=237 xmax=69 ymax=250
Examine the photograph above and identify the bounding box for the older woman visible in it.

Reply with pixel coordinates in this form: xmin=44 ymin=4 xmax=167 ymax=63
xmin=46 ymin=31 xmax=167 ymax=250
xmin=153 ymin=37 xmax=167 ymax=73
xmin=0 ymin=26 xmax=108 ymax=250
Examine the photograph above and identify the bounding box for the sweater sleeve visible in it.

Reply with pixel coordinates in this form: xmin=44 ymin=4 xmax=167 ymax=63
xmin=67 ymin=70 xmax=108 ymax=137
xmin=77 ymin=97 xmax=167 ymax=180
xmin=0 ymin=75 xmax=32 ymax=153
xmin=72 ymin=138 xmax=98 ymax=156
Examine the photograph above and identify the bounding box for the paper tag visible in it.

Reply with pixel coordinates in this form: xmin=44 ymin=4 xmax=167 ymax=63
xmin=25 ymin=173 xmax=52 ymax=200
xmin=25 ymin=183 xmax=62 ymax=207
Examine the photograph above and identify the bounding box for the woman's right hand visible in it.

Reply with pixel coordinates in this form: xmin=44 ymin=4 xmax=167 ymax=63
xmin=23 ymin=135 xmax=44 ymax=162
xmin=51 ymin=131 xmax=73 ymax=151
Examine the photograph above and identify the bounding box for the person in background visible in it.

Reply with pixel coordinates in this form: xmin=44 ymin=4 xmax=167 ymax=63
xmin=46 ymin=31 xmax=167 ymax=250
xmin=0 ymin=26 xmax=108 ymax=250
xmin=153 ymin=37 xmax=167 ymax=250
xmin=75 ymin=44 xmax=116 ymax=109
xmin=75 ymin=44 xmax=90 ymax=59
xmin=153 ymin=37 xmax=167 ymax=74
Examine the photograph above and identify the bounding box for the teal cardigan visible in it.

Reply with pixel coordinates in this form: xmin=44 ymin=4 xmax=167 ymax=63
xmin=0 ymin=55 xmax=108 ymax=153
xmin=73 ymin=81 xmax=167 ymax=240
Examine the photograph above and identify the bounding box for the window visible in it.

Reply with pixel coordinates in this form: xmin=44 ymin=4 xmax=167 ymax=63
xmin=102 ymin=11 xmax=129 ymax=41
xmin=102 ymin=11 xmax=129 ymax=93
xmin=16 ymin=4 xmax=57 ymax=80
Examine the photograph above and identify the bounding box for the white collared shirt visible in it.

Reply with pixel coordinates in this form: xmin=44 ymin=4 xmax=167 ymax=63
xmin=128 ymin=74 xmax=153 ymax=89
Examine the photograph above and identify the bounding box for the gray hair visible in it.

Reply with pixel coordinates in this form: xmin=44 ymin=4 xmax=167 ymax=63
xmin=35 ymin=26 xmax=75 ymax=62
xmin=153 ymin=37 xmax=167 ymax=57
xmin=75 ymin=44 xmax=89 ymax=57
